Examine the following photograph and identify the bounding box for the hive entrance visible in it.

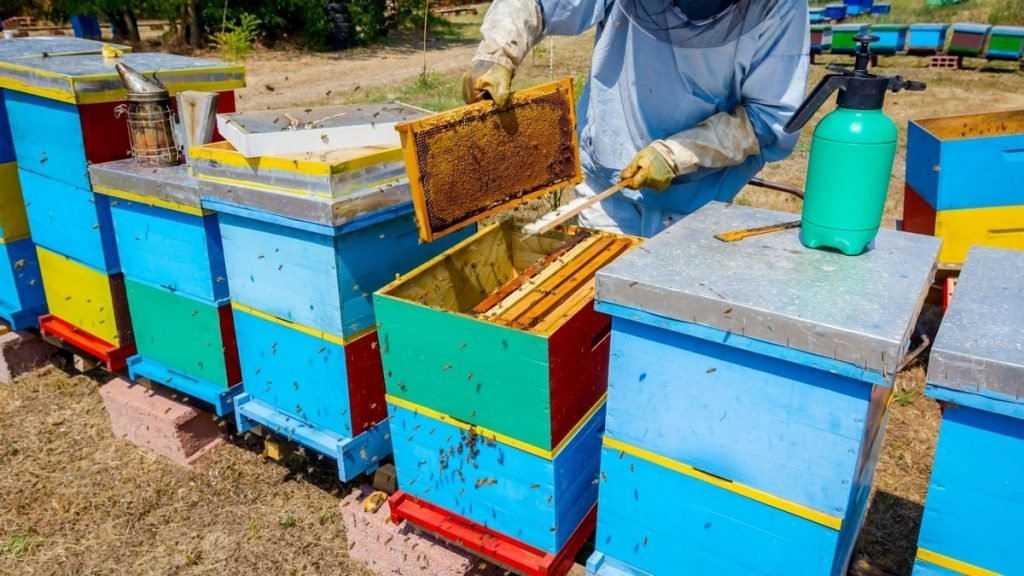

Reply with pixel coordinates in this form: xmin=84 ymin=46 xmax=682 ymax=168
xmin=397 ymin=79 xmax=582 ymax=242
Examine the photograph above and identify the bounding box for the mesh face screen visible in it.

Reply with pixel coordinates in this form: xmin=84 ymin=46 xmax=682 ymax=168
xmin=401 ymin=80 xmax=581 ymax=240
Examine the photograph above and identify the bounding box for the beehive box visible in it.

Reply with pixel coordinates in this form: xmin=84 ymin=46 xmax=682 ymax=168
xmin=195 ymin=119 xmax=469 ymax=480
xmin=986 ymin=25 xmax=1024 ymax=60
xmin=811 ymin=25 xmax=833 ymax=54
xmin=903 ymin=110 xmax=1024 ymax=267
xmin=872 ymin=24 xmax=909 ymax=54
xmin=90 ymin=160 xmax=240 ymax=413
xmin=947 ymin=23 xmax=991 ymax=57
xmin=914 ymin=247 xmax=1024 ymax=576
xmin=907 ymin=23 xmax=950 ymax=55
xmin=824 ymin=3 xmax=847 ymax=20
xmin=871 ymin=2 xmax=891 ymax=14
xmin=0 ymin=161 xmax=44 ymax=329
xmin=832 ymin=24 xmax=869 ymax=54
xmin=378 ymin=79 xmax=640 ymax=574
xmin=841 ymin=0 xmax=872 ymax=17
xmin=586 ymin=202 xmax=940 ymax=576
xmin=809 ymin=8 xmax=826 ymax=25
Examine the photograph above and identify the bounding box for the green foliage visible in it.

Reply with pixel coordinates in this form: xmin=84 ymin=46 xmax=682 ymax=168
xmin=347 ymin=0 xmax=388 ymax=46
xmin=213 ymin=12 xmax=261 ymax=61
xmin=990 ymin=0 xmax=1024 ymax=24
xmin=200 ymin=0 xmax=331 ymax=50
xmin=893 ymin=386 xmax=917 ymax=407
xmin=1 ymin=530 xmax=41 ymax=559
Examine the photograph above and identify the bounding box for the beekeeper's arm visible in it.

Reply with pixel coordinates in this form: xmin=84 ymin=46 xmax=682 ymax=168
xmin=463 ymin=0 xmax=605 ymax=107
xmin=622 ymin=1 xmax=810 ymax=191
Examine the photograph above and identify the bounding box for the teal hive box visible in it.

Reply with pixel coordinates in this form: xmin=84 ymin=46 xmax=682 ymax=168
xmin=587 ymin=202 xmax=940 ymax=576
xmin=947 ymin=23 xmax=990 ymax=57
xmin=90 ymin=160 xmax=240 ymax=415
xmin=986 ymin=25 xmax=1024 ymax=60
xmin=871 ymin=24 xmax=908 ymax=54
xmin=914 ymin=247 xmax=1024 ymax=576
xmin=907 ymin=23 xmax=950 ymax=55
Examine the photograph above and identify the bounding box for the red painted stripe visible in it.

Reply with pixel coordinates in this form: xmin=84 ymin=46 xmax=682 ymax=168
xmin=903 ymin=184 xmax=937 ymax=236
xmin=345 ymin=330 xmax=387 ymax=436
xmin=548 ymin=301 xmax=611 ymax=447
xmin=217 ymin=303 xmax=242 ymax=385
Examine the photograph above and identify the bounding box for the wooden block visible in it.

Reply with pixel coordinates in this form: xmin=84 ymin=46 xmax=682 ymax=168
xmin=388 ymin=400 xmax=604 ymax=555
xmin=0 ymin=329 xmax=56 ymax=383
xmin=372 ymin=463 xmax=397 ymax=494
xmin=906 ymin=109 xmax=1024 ymax=211
xmin=99 ymin=376 xmax=223 ymax=466
xmin=19 ymin=168 xmax=121 ymax=274
xmin=36 ymin=246 xmax=132 ymax=347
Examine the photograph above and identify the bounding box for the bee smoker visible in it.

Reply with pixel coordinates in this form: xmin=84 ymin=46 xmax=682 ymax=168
xmin=115 ymin=62 xmax=182 ymax=166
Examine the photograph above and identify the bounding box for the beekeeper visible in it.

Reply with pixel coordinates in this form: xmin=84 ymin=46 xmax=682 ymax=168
xmin=462 ymin=0 xmax=809 ymax=237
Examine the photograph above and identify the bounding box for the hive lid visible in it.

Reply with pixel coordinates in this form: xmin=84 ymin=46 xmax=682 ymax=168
xmin=396 ymin=78 xmax=582 ymax=242
xmin=217 ymin=103 xmax=425 ymax=158
xmin=0 ymin=37 xmax=131 ymax=60
xmin=928 ymin=247 xmax=1024 ymax=404
xmin=0 ymin=51 xmax=243 ymax=105
xmin=594 ymin=202 xmax=941 ymax=376
xmin=952 ymin=22 xmax=991 ymax=32
xmin=89 ymin=159 xmax=203 ymax=213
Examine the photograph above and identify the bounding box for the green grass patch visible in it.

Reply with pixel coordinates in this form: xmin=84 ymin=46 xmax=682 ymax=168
xmin=1 ymin=530 xmax=42 ymax=559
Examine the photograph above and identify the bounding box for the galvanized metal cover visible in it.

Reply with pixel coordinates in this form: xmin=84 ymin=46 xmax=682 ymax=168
xmin=218 ymin=103 xmax=425 ymax=158
xmin=0 ymin=51 xmax=244 ymax=104
xmin=929 ymin=247 xmax=1024 ymax=399
xmin=89 ymin=159 xmax=200 ymax=208
xmin=595 ymin=202 xmax=941 ymax=375
xmin=0 ymin=37 xmax=130 ymax=59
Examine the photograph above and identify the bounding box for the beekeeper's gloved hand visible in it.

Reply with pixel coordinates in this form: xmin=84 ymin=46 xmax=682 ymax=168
xmin=620 ymin=146 xmax=676 ymax=192
xmin=461 ymin=61 xmax=513 ymax=109
xmin=624 ymin=107 xmax=762 ymax=191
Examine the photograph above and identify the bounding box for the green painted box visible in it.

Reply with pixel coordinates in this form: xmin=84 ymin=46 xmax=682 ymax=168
xmin=374 ymin=222 xmax=638 ymax=453
xmin=126 ymin=278 xmax=240 ymax=389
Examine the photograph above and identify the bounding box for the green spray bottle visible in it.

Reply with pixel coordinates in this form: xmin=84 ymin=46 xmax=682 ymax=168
xmin=784 ymin=35 xmax=925 ymax=255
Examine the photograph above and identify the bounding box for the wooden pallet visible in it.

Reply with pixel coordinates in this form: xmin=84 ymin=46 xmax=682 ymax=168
xmin=930 ymin=54 xmax=963 ymax=69
xmin=389 ymin=491 xmax=594 ymax=576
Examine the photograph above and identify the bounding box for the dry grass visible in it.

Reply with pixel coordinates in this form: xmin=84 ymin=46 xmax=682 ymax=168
xmin=0 ymin=365 xmax=371 ymax=576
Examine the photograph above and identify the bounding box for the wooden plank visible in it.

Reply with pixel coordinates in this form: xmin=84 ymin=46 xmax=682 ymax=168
xmin=533 ymin=283 xmax=595 ymax=335
xmin=472 ymin=231 xmax=591 ymax=316
xmin=485 ymin=236 xmax=607 ymax=323
xmin=495 ymin=236 xmax=616 ymax=327
xmin=512 ymin=239 xmax=633 ymax=330
xmin=481 ymin=235 xmax=600 ymax=321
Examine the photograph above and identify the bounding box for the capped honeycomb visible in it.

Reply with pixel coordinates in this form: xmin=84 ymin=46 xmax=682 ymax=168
xmin=397 ymin=78 xmax=582 ymax=242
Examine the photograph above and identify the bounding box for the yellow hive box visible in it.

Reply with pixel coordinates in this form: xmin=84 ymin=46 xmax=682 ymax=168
xmin=37 ymin=247 xmax=131 ymax=346
xmin=935 ymin=204 xmax=1024 ymax=266
xmin=0 ymin=162 xmax=30 ymax=241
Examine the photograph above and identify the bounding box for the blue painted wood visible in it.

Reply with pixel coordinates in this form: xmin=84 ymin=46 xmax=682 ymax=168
xmin=916 ymin=405 xmax=1024 ymax=575
xmin=0 ymin=91 xmax=14 ymax=164
xmin=911 ymin=559 xmax=960 ymax=576
xmin=388 ymin=402 xmax=604 ymax=554
xmin=596 ymin=302 xmax=891 ymax=386
xmin=127 ymin=356 xmax=242 ymax=417
xmin=906 ymin=116 xmax=1024 ymax=212
xmin=19 ymin=168 xmax=120 ymax=273
xmin=872 ymin=26 xmax=909 ymax=54
xmin=232 ymin=306 xmax=360 ymax=438
xmin=604 ymin=316 xmax=874 ymax=518
xmin=235 ymin=393 xmax=391 ymax=482
xmin=907 ymin=24 xmax=950 ymax=54
xmin=925 ymin=383 xmax=1024 ymax=421
xmin=589 ymin=445 xmax=840 ymax=576
xmin=3 ymin=91 xmax=91 ymax=190
xmin=218 ymin=206 xmax=467 ymax=339
xmin=0 ymin=237 xmax=47 ymax=330
xmin=109 ymin=199 xmax=228 ymax=304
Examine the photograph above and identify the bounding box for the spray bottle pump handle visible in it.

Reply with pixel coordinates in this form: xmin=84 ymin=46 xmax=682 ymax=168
xmin=783 ymin=74 xmax=847 ymax=134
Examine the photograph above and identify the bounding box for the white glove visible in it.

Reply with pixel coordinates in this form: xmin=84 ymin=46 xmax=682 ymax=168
xmin=473 ymin=0 xmax=544 ymax=73
xmin=650 ymin=107 xmax=761 ymax=177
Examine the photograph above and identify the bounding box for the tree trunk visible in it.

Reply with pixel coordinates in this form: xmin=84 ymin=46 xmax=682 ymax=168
xmin=188 ymin=0 xmax=203 ymax=49
xmin=105 ymin=11 xmax=127 ymax=44
xmin=124 ymin=8 xmax=142 ymax=46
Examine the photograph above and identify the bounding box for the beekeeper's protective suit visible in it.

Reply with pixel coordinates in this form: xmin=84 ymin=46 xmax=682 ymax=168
xmin=462 ymin=0 xmax=809 ymax=237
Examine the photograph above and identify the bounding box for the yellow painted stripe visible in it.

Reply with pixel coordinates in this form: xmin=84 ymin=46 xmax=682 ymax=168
xmin=603 ymin=436 xmax=843 ymax=531
xmin=386 ymin=393 xmax=608 ymax=461
xmin=230 ymin=301 xmax=373 ymax=347
xmin=75 ymin=80 xmax=245 ymax=105
xmin=189 ymin=143 xmax=402 ymax=177
xmin=196 ymin=173 xmax=333 ymax=198
xmin=935 ymin=204 xmax=1024 ymax=266
xmin=0 ymin=77 xmax=77 ymax=104
xmin=93 ymin=185 xmax=209 ymax=216
xmin=916 ymin=548 xmax=999 ymax=576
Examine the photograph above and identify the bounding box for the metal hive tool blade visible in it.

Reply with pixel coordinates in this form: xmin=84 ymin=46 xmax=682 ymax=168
xmin=397 ymin=78 xmax=583 ymax=242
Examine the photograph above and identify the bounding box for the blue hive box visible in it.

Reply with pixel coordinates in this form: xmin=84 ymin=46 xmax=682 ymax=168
xmin=914 ymin=247 xmax=1024 ymax=576
xmin=907 ymin=23 xmax=950 ymax=55
xmin=587 ymin=202 xmax=940 ymax=576
xmin=871 ymin=2 xmax=891 ymax=14
xmin=872 ymin=24 xmax=909 ymax=54
xmin=194 ymin=116 xmax=471 ymax=480
xmin=824 ymin=3 xmax=848 ymax=20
